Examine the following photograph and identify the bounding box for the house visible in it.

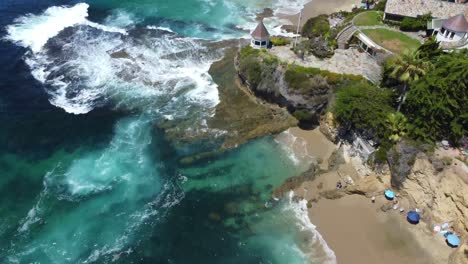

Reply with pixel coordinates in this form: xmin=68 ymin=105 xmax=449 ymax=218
xmin=251 ymin=20 xmax=270 ymax=49
xmin=383 ymin=0 xmax=468 ymax=21
xmin=429 ymin=14 xmax=468 ymax=49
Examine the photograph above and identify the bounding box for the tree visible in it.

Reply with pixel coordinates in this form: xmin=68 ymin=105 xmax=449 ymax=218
xmin=404 ymin=52 xmax=468 ymax=144
xmin=334 ymin=82 xmax=394 ymax=140
xmin=385 ymin=51 xmax=432 ymax=112
xmin=416 ymin=37 xmax=443 ymax=61
xmin=386 ymin=112 xmax=408 ymax=143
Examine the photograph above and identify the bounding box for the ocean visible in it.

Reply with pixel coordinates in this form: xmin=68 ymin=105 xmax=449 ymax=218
xmin=0 ymin=0 xmax=335 ymax=263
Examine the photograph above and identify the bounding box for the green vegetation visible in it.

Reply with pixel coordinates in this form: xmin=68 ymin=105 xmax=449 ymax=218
xmin=416 ymin=37 xmax=443 ymax=61
xmin=361 ymin=28 xmax=421 ymax=53
xmin=270 ymin=36 xmax=291 ymax=46
xmin=386 ymin=112 xmax=408 ymax=143
xmin=301 ymin=15 xmax=330 ymax=39
xmin=399 ymin=13 xmax=432 ymax=32
xmin=285 ymin=65 xmax=365 ymax=93
xmin=375 ymin=0 xmax=387 ymax=11
xmin=334 ymin=82 xmax=395 ymax=139
xmin=385 ymin=50 xmax=431 ymax=111
xmin=299 ymin=15 xmax=336 ymax=58
xmin=353 ymin=11 xmax=383 ymax=26
xmin=404 ymin=52 xmax=468 ymax=143
xmin=238 ymin=46 xmax=276 ymax=89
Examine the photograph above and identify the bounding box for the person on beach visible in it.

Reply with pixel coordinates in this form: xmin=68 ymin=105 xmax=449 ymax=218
xmin=371 ymin=196 xmax=375 ymax=203
xmin=336 ymin=181 xmax=342 ymax=189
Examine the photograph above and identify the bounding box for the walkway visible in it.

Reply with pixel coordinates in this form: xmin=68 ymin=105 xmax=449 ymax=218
xmin=269 ymin=46 xmax=382 ymax=84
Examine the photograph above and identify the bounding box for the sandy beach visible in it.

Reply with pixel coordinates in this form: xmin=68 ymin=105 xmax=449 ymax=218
xmin=280 ymin=127 xmax=455 ymax=264
xmin=284 ymin=0 xmax=359 ymax=27
xmin=309 ymin=195 xmax=452 ymax=264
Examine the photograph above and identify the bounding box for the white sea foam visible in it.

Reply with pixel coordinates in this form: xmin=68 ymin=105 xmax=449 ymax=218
xmin=5 ymin=3 xmax=90 ymax=52
xmin=5 ymin=3 xmax=125 ymax=53
xmin=146 ymin=25 xmax=175 ymax=33
xmin=273 ymin=0 xmax=312 ymax=16
xmin=286 ymin=191 xmax=337 ymax=264
xmin=6 ymin=3 xmax=221 ymax=115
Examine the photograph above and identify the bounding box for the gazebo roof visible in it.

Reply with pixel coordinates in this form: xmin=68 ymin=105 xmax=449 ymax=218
xmin=443 ymin=14 xmax=468 ymax=32
xmin=251 ymin=21 xmax=270 ymax=39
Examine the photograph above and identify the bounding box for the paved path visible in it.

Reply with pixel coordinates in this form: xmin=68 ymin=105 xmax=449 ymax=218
xmin=270 ymin=46 xmax=382 ymax=84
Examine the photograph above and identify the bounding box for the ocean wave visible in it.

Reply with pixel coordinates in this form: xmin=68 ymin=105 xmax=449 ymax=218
xmin=5 ymin=3 xmax=221 ymax=116
xmin=286 ymin=191 xmax=337 ymax=264
xmin=4 ymin=3 xmax=126 ymax=53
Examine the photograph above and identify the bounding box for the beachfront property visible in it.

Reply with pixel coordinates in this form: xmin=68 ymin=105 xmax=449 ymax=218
xmin=428 ymin=14 xmax=468 ymax=48
xmin=383 ymin=0 xmax=468 ymax=22
xmin=250 ymin=20 xmax=270 ymax=49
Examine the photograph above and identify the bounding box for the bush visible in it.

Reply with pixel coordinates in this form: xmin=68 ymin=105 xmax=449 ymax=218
xmin=333 ymin=82 xmax=395 ymax=140
xmin=400 ymin=18 xmax=425 ymax=31
xmin=270 ymin=37 xmax=291 ymax=46
xmin=240 ymin=57 xmax=262 ymax=87
xmin=375 ymin=0 xmax=387 ymax=11
xmin=400 ymin=13 xmax=432 ymax=31
xmin=239 ymin=46 xmax=260 ymax=59
xmin=302 ymin=15 xmax=330 ymax=38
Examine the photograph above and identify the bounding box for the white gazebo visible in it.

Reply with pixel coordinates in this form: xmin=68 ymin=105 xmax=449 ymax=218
xmin=251 ymin=20 xmax=270 ymax=49
xmin=435 ymin=14 xmax=468 ymax=42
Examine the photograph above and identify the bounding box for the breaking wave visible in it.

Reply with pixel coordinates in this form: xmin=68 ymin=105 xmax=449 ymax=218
xmin=5 ymin=3 xmax=220 ymax=115
xmin=286 ymin=191 xmax=337 ymax=264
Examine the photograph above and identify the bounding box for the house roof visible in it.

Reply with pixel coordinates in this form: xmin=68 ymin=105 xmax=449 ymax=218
xmin=251 ymin=21 xmax=270 ymax=39
xmin=443 ymin=14 xmax=468 ymax=32
xmin=384 ymin=0 xmax=468 ymax=19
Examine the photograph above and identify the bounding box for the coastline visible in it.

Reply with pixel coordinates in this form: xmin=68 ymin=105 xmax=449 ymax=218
xmin=276 ymin=127 xmax=456 ymax=264
xmin=281 ymin=0 xmax=358 ymax=27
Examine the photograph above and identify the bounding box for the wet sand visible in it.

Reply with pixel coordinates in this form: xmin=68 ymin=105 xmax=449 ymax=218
xmin=276 ymin=127 xmax=337 ymax=170
xmin=284 ymin=0 xmax=359 ymax=27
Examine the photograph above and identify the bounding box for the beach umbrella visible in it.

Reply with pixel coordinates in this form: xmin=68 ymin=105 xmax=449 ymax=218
xmin=446 ymin=234 xmax=460 ymax=247
xmin=407 ymin=211 xmax=420 ymax=224
xmin=384 ymin=189 xmax=395 ymax=200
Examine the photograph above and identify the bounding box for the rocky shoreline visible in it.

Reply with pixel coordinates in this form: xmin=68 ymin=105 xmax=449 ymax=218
xmin=272 ymin=123 xmax=468 ymax=264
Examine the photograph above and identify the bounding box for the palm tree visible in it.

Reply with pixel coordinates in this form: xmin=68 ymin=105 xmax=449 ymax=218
xmin=386 ymin=50 xmax=431 ymax=112
xmin=386 ymin=112 xmax=408 ymax=143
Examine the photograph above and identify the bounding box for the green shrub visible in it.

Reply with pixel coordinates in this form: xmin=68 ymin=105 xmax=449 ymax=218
xmin=400 ymin=14 xmax=432 ymax=31
xmin=302 ymin=15 xmax=330 ymax=38
xmin=270 ymin=37 xmax=291 ymax=46
xmin=334 ymin=82 xmax=395 ymax=140
xmin=375 ymin=0 xmax=387 ymax=11
xmin=242 ymin=58 xmax=262 ymax=87
xmin=400 ymin=18 xmax=425 ymax=31
xmin=239 ymin=46 xmax=260 ymax=59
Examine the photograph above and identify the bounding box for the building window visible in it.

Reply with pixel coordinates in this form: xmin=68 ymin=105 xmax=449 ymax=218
xmin=449 ymin=32 xmax=455 ymax=39
xmin=261 ymin=41 xmax=266 ymax=46
xmin=440 ymin=28 xmax=445 ymax=34
xmin=255 ymin=41 xmax=260 ymax=45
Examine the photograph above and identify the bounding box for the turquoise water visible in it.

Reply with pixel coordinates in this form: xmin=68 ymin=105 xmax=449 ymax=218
xmin=0 ymin=0 xmax=334 ymax=263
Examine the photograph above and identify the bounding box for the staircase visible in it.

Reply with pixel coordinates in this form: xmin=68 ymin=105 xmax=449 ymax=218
xmin=336 ymin=25 xmax=358 ymax=49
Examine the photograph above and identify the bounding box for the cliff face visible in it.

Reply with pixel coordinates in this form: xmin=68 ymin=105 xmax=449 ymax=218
xmin=236 ymin=48 xmax=334 ymax=127
xmin=400 ymin=158 xmax=468 ymax=233
xmin=399 ymin=158 xmax=468 ymax=264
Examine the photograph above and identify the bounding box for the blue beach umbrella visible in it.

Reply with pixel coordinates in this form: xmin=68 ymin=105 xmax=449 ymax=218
xmin=446 ymin=234 xmax=460 ymax=247
xmin=407 ymin=211 xmax=420 ymax=224
xmin=384 ymin=189 xmax=395 ymax=200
